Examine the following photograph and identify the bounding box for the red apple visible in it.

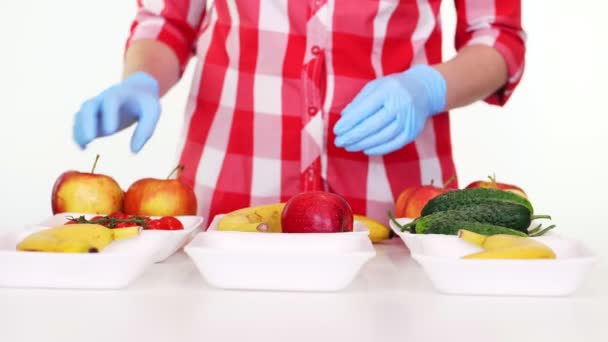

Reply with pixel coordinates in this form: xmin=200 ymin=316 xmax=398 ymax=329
xmin=123 ymin=165 xmax=197 ymax=217
xmin=51 ymin=155 xmax=123 ymax=215
xmin=281 ymin=191 xmax=353 ymax=233
xmin=465 ymin=174 xmax=527 ymax=198
xmin=394 ymin=176 xmax=456 ymax=218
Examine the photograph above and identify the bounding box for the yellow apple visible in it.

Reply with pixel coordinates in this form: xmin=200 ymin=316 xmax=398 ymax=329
xmin=51 ymin=155 xmax=123 ymax=214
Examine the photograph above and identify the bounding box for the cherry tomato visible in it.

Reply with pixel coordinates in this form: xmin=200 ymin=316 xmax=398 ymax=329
xmin=115 ymin=222 xmax=136 ymax=228
xmin=146 ymin=219 xmax=163 ymax=230
xmin=160 ymin=216 xmax=184 ymax=230
xmin=109 ymin=212 xmax=129 ymax=220
xmin=89 ymin=215 xmax=105 ymax=225
xmin=141 ymin=217 xmax=152 ymax=228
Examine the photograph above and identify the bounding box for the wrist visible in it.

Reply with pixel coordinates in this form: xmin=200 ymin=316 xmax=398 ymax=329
xmin=403 ymin=64 xmax=447 ymax=115
xmin=123 ymin=71 xmax=160 ymax=97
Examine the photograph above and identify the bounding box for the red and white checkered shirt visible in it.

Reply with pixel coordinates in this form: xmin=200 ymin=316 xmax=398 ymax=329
xmin=127 ymin=0 xmax=526 ymax=224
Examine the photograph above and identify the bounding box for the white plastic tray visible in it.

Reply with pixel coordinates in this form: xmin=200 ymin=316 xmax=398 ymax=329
xmin=39 ymin=213 xmax=204 ymax=262
xmin=0 ymin=225 xmax=166 ymax=289
xmin=183 ymin=214 xmax=376 ymax=291
xmin=389 ymin=217 xmax=597 ymax=296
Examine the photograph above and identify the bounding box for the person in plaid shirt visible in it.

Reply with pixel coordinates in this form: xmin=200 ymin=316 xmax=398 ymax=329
xmin=73 ymin=0 xmax=525 ymax=224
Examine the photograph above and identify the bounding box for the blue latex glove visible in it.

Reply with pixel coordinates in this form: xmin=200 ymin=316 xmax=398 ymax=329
xmin=73 ymin=71 xmax=161 ymax=153
xmin=333 ymin=64 xmax=447 ymax=155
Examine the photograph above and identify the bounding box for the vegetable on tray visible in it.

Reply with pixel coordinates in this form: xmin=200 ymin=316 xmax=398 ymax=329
xmin=388 ymin=188 xmax=556 ymax=237
xmin=64 ymin=212 xmax=184 ymax=231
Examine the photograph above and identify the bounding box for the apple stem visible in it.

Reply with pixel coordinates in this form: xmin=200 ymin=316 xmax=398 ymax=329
xmin=91 ymin=154 xmax=100 ymax=174
xmin=443 ymin=175 xmax=456 ymax=189
xmin=531 ymin=214 xmax=552 ymax=220
xmin=167 ymin=165 xmax=184 ymax=179
xmin=488 ymin=173 xmax=497 ymax=185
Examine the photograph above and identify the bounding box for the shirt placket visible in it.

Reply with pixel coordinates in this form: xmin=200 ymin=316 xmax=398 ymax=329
xmin=300 ymin=0 xmax=329 ymax=192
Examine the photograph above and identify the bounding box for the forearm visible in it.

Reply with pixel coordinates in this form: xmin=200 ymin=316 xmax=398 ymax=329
xmin=122 ymin=39 xmax=181 ymax=97
xmin=433 ymin=45 xmax=508 ymax=111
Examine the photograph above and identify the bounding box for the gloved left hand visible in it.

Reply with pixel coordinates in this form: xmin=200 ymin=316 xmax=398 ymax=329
xmin=333 ymin=64 xmax=447 ymax=155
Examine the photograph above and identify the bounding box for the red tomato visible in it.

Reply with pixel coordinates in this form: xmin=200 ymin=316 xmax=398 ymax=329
xmin=90 ymin=215 xmax=105 ymax=226
xmin=160 ymin=216 xmax=184 ymax=230
xmin=146 ymin=219 xmax=163 ymax=230
xmin=114 ymin=222 xmax=136 ymax=228
xmin=109 ymin=212 xmax=129 ymax=220
xmin=141 ymin=217 xmax=152 ymax=228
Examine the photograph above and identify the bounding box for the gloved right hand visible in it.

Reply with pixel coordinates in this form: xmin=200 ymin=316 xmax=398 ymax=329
xmin=73 ymin=71 xmax=161 ymax=153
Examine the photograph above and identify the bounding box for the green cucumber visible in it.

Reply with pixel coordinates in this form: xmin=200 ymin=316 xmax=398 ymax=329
xmin=387 ymin=211 xmax=526 ymax=236
xmin=421 ymin=188 xmax=535 ymax=216
xmin=407 ymin=202 xmax=537 ymax=232
xmin=423 ymin=220 xmax=527 ymax=236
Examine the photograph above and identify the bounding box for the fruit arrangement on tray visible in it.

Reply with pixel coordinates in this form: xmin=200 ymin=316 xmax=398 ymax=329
xmin=388 ymin=174 xmax=563 ymax=260
xmin=390 ymin=174 xmax=555 ymax=237
xmin=215 ymin=191 xmax=393 ymax=243
xmin=389 ymin=187 xmax=555 ymax=238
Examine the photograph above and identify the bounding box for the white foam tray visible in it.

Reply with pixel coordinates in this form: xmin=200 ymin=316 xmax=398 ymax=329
xmin=39 ymin=213 xmax=204 ymax=262
xmin=389 ymin=217 xmax=597 ymax=296
xmin=183 ymin=214 xmax=376 ymax=291
xmin=0 ymin=225 xmax=166 ymax=289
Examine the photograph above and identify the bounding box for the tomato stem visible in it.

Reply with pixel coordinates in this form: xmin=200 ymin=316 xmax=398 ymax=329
xmin=167 ymin=165 xmax=184 ymax=179
xmin=91 ymin=154 xmax=100 ymax=174
xmin=66 ymin=215 xmax=149 ymax=229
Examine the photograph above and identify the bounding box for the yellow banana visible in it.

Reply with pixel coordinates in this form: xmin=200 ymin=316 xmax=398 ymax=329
xmin=217 ymin=203 xmax=285 ymax=233
xmin=17 ymin=224 xmax=141 ymax=253
xmin=463 ymin=243 xmax=556 ymax=259
xmin=458 ymin=230 xmax=523 ymax=250
xmin=17 ymin=234 xmax=96 ymax=253
xmin=354 ymin=215 xmax=392 ymax=243
xmin=216 ymin=204 xmax=394 ymax=241
xmin=458 ymin=229 xmax=556 ymax=259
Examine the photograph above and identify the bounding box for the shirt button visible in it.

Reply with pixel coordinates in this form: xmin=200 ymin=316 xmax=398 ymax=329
xmin=308 ymin=106 xmax=317 ymax=115
xmin=311 ymin=45 xmax=321 ymax=55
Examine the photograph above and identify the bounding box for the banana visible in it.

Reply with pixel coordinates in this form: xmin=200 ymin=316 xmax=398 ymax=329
xmin=458 ymin=229 xmax=556 ymax=259
xmin=17 ymin=224 xmax=141 ymax=253
xmin=463 ymin=243 xmax=556 ymax=259
xmin=217 ymin=203 xmax=285 ymax=233
xmin=17 ymin=234 xmax=96 ymax=253
xmin=458 ymin=229 xmax=522 ymax=250
xmin=354 ymin=215 xmax=392 ymax=243
xmin=216 ymin=204 xmax=394 ymax=242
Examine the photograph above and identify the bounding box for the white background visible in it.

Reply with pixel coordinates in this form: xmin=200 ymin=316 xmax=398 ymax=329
xmin=0 ymin=1 xmax=605 ymax=250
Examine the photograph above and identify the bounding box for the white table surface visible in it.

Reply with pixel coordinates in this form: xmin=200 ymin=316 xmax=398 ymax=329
xmin=0 ymin=238 xmax=606 ymax=342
